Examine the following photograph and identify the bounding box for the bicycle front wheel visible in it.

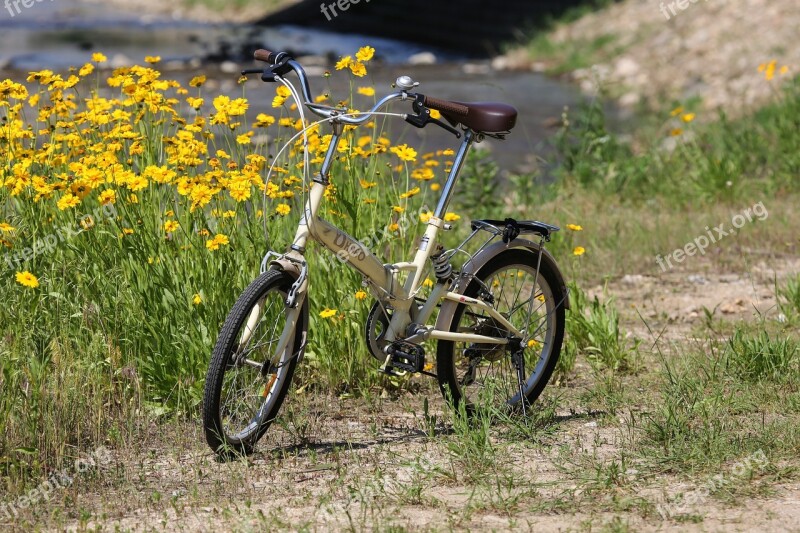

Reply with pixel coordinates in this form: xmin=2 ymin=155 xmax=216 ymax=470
xmin=203 ymin=269 xmax=308 ymax=456
xmin=436 ymin=248 xmax=565 ymax=413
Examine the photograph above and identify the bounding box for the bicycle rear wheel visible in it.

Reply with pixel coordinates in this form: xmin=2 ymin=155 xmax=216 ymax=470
xmin=203 ymin=269 xmax=308 ymax=456
xmin=436 ymin=248 xmax=565 ymax=413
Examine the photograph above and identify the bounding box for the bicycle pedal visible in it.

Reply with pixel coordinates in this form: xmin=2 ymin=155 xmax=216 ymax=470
xmin=388 ymin=343 xmax=425 ymax=373
xmin=380 ymin=365 xmax=404 ymax=377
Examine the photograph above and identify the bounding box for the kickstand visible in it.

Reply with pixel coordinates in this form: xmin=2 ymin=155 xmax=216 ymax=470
xmin=512 ymin=350 xmax=528 ymax=416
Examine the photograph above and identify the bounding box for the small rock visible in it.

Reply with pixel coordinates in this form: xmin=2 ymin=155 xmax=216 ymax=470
xmin=584 ymin=421 xmax=598 ymax=428
xmin=614 ymin=57 xmax=640 ymax=78
xmin=719 ymin=274 xmax=740 ymax=283
xmin=720 ymin=298 xmax=746 ymax=314
xmin=220 ymin=61 xmax=238 ymax=74
xmin=621 ymin=274 xmax=646 ymax=285
xmin=462 ymin=63 xmax=491 ymax=75
xmin=408 ymin=52 xmax=436 ymax=65
xmin=304 ymin=65 xmax=327 ymax=77
xmin=619 ymin=92 xmax=640 ymax=107
xmin=162 ymin=60 xmax=187 ymax=71
xmin=296 ymin=55 xmax=327 ymax=66
xmin=688 ymin=275 xmax=707 ymax=284
xmin=777 ymin=313 xmax=787 ymax=323
xmin=110 ymin=54 xmax=132 ymax=69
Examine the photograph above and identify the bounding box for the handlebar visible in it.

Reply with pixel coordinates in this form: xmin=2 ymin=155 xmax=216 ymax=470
xmin=254 ymin=49 xmax=278 ymax=64
xmin=247 ymin=49 xmax=461 ymax=136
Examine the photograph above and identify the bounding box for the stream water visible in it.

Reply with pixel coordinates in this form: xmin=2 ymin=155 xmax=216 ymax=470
xmin=0 ymin=0 xmax=610 ymax=173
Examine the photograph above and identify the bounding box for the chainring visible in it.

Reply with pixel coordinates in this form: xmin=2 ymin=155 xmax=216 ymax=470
xmin=365 ymin=301 xmax=392 ymax=362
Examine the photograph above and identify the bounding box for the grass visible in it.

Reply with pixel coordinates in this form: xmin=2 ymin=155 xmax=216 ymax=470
xmin=1 ymin=37 xmax=800 ymax=530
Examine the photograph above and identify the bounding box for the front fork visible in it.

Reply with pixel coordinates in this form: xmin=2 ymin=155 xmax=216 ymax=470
xmin=236 ymin=268 xmax=307 ymax=375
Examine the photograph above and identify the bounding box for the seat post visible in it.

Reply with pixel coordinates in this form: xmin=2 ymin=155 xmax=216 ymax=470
xmin=433 ymin=130 xmax=474 ymax=219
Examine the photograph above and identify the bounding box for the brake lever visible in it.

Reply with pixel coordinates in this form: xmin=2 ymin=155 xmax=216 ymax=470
xmin=404 ymin=108 xmax=461 ymax=139
xmin=429 ymin=117 xmax=462 ymax=138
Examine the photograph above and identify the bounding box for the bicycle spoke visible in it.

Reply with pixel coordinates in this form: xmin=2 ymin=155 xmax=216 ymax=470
xmin=450 ymin=259 xmax=556 ymax=411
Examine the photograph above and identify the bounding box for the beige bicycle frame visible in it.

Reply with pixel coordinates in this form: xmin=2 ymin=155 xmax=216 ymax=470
xmin=265 ymin=127 xmax=528 ymax=366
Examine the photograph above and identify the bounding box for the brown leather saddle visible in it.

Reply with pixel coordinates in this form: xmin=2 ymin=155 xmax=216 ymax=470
xmin=424 ymin=96 xmax=518 ymax=135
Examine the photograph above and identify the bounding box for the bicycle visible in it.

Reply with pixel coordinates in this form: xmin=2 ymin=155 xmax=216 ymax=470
xmin=202 ymin=49 xmax=571 ymax=456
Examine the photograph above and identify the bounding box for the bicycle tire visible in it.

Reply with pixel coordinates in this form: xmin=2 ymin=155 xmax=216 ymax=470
xmin=436 ymin=248 xmax=565 ymax=413
xmin=203 ymin=269 xmax=307 ymax=456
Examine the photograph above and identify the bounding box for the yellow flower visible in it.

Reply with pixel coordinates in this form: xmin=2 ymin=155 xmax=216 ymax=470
xmin=411 ymin=167 xmax=435 ymax=181
xmin=255 ymin=113 xmax=275 ymax=127
xmin=355 ymin=290 xmax=367 ymax=301
xmin=57 ymin=193 xmax=80 ymax=210
xmin=315 ymin=93 xmax=329 ymax=103
xmin=356 ymin=46 xmax=375 ymax=62
xmin=527 ymin=339 xmax=541 ymax=349
xmin=431 ymin=183 xmax=441 ymax=191
xmin=236 ymin=132 xmax=252 ymax=145
xmin=573 ymin=246 xmax=586 ymax=256
xmin=144 ymin=56 xmax=161 ymax=64
xmin=566 ymin=224 xmax=583 ymax=231
xmin=187 ymin=96 xmax=204 ymax=109
xmin=335 ymin=56 xmax=352 ymax=70
xmin=164 ymin=220 xmax=180 ymax=233
xmin=392 ymin=206 xmax=405 ymax=213
xmin=419 ymin=211 xmax=432 ymax=223
xmin=91 ymin=52 xmax=107 ymax=63
xmin=206 ymin=233 xmax=230 ymax=251
xmin=430 ymin=109 xmax=441 ymax=119
xmin=399 ymin=186 xmax=421 ymax=199
xmin=349 ymin=62 xmax=367 ymax=77
xmin=228 ymin=98 xmax=248 ymax=116
xmin=359 ymin=179 xmax=377 ymax=189
xmin=423 ymin=278 xmax=434 ymax=289
xmin=320 ymin=308 xmax=337 ymax=319
xmin=444 ymin=212 xmax=460 ymax=222
xmin=0 ymin=222 xmax=15 ymax=233
xmin=670 ymin=106 xmax=684 ymax=117
xmin=79 ymin=63 xmax=95 ymax=77
xmin=670 ymin=128 xmax=684 ymax=137
xmin=441 ymin=149 xmax=455 ymax=156
xmin=272 ymin=95 xmax=287 ymax=108
xmin=780 ymin=65 xmax=790 ymax=76
xmin=15 ymin=271 xmax=39 ymax=289
xmin=391 ymin=144 xmax=417 ymax=162
xmin=275 ymin=204 xmax=291 ymax=216
xmin=192 ymin=293 xmax=203 ymax=306
xmin=388 ymin=223 xmax=399 ymax=232
xmin=681 ymin=113 xmax=696 ymax=123
xmin=189 ymin=75 xmax=206 ymax=87
xmin=357 ymin=86 xmax=376 ymax=97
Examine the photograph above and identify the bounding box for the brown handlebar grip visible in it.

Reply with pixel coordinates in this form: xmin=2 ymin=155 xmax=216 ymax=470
xmin=424 ymin=96 xmax=469 ymax=117
xmin=254 ymin=49 xmax=276 ymax=63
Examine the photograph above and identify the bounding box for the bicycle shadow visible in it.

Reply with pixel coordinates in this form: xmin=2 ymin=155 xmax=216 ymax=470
xmin=252 ymin=410 xmax=605 ymax=461
xmin=258 ymin=424 xmax=455 ymax=461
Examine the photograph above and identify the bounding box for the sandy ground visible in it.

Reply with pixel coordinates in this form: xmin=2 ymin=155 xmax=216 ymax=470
xmin=1 ymin=257 xmax=792 ymax=532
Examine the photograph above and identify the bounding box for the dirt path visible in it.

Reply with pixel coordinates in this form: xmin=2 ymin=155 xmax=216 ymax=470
xmin=10 ymin=260 xmax=787 ymax=532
